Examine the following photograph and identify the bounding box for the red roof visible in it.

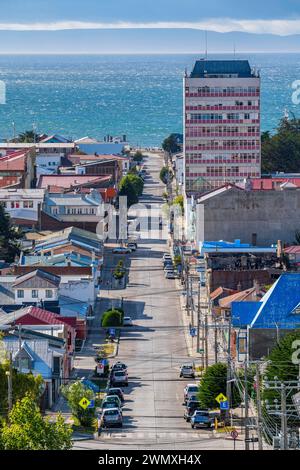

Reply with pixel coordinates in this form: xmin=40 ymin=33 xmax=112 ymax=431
xmin=250 ymin=178 xmax=300 ymax=190
xmin=0 ymin=151 xmax=27 ymax=172
xmin=14 ymin=306 xmax=75 ymax=329
xmin=38 ymin=174 xmax=111 ymax=189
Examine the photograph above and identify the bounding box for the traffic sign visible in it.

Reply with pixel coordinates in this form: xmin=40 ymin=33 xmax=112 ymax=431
xmin=87 ymin=399 xmax=95 ymax=409
xmin=79 ymin=397 xmax=91 ymax=410
xmin=220 ymin=400 xmax=229 ymax=410
xmin=231 ymin=430 xmax=239 ymax=440
xmin=215 ymin=393 xmax=228 ymax=404
xmin=190 ymin=327 xmax=197 ymax=337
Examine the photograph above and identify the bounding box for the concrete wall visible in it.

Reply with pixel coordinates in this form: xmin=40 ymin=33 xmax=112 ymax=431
xmin=196 ymin=188 xmax=300 ymax=246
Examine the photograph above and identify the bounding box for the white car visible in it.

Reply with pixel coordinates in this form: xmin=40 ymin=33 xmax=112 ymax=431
xmin=184 ymin=384 xmax=199 ymax=404
xmin=123 ymin=316 xmax=133 ymax=326
xmin=163 ymin=253 xmax=172 ymax=261
xmin=113 ymin=247 xmax=131 ymax=254
xmin=180 ymin=364 xmax=195 ymax=378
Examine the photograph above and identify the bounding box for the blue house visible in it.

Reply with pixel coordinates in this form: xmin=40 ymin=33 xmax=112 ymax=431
xmin=231 ymin=273 xmax=300 ymax=361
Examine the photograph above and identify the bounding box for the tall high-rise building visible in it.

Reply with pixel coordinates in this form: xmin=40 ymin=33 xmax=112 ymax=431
xmin=183 ymin=59 xmax=261 ymax=195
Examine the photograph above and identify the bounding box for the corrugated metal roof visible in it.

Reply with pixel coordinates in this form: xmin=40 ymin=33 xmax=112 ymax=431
xmin=190 ymin=60 xmax=253 ymax=78
xmin=12 ymin=269 xmax=61 ymax=288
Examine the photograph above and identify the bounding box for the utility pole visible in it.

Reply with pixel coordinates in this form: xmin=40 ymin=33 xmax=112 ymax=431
xmin=255 ymin=363 xmax=263 ymax=450
xmin=214 ymin=315 xmax=218 ymax=364
xmin=244 ymin=361 xmax=250 ymax=450
xmin=6 ymin=352 xmax=13 ymax=412
xmin=204 ymin=313 xmax=208 ymax=368
xmin=281 ymin=383 xmax=288 ymax=450
xmin=197 ymin=281 xmax=200 ymax=354
xmin=226 ymin=316 xmax=232 ymax=422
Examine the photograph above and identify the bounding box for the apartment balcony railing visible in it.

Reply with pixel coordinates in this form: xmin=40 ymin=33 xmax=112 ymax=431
xmin=186 ymin=172 xmax=260 ymax=178
xmin=185 ymin=91 xmax=260 ymax=98
xmin=186 ymin=132 xmax=260 ymax=138
xmin=185 ymin=105 xmax=260 ymax=111
xmin=185 ymin=159 xmax=260 ymax=165
xmin=185 ymin=145 xmax=260 ymax=151
xmin=186 ymin=119 xmax=260 ymax=125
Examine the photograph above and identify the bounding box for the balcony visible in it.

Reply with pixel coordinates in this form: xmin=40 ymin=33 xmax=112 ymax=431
xmin=185 ymin=91 xmax=260 ymax=98
xmin=185 ymin=105 xmax=260 ymax=112
xmin=186 ymin=132 xmax=260 ymax=138
xmin=186 ymin=119 xmax=260 ymax=125
xmin=185 ymin=146 xmax=260 ymax=152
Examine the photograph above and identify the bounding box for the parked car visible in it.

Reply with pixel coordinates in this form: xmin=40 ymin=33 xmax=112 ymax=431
xmin=100 ymin=408 xmax=123 ymax=428
xmin=184 ymin=401 xmax=202 ymax=422
xmin=165 ymin=271 xmax=176 ymax=279
xmin=163 ymin=253 xmax=172 ymax=261
xmin=102 ymin=394 xmax=122 ymax=409
xmin=123 ymin=316 xmax=133 ymax=327
xmin=127 ymin=242 xmax=137 ymax=251
xmin=111 ymin=370 xmax=128 ymax=387
xmin=180 ymin=363 xmax=195 ymax=378
xmin=164 ymin=265 xmax=174 ymax=272
xmin=112 ymin=361 xmax=127 ymax=372
xmin=106 ymin=387 xmax=125 ymax=403
xmin=190 ymin=410 xmax=211 ymax=429
xmin=101 ymin=401 xmax=122 ymax=413
xmin=183 ymin=384 xmax=199 ymax=404
xmin=113 ymin=247 xmax=131 ymax=254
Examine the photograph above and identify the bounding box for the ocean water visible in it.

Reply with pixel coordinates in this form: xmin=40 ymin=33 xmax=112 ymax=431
xmin=0 ymin=53 xmax=300 ymax=146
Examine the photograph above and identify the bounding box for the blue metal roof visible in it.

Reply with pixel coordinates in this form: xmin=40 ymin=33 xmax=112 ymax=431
xmin=232 ymin=273 xmax=300 ymax=329
xmin=190 ymin=60 xmax=253 ymax=78
xmin=232 ymin=302 xmax=261 ymax=328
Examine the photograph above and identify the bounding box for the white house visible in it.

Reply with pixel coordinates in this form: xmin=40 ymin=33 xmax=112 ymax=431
xmin=0 ymin=188 xmax=45 ymax=223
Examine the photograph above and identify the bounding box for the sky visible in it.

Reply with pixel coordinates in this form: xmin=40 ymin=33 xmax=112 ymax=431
xmin=1 ymin=0 xmax=300 ymax=52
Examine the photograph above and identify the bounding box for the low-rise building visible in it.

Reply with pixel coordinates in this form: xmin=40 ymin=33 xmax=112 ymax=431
xmin=0 ymin=188 xmax=45 ymax=227
xmin=231 ymin=273 xmax=300 ymax=361
xmin=43 ymin=190 xmax=103 ymax=222
xmin=192 ymin=184 xmax=300 ymax=246
xmin=0 ymin=148 xmax=35 ymax=189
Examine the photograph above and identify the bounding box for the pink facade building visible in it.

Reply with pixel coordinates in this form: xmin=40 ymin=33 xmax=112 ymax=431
xmin=184 ymin=59 xmax=261 ymax=195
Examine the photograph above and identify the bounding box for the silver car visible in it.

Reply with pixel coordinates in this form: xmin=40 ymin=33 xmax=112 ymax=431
xmin=111 ymin=370 xmax=128 ymax=387
xmin=101 ymin=408 xmax=123 ymax=428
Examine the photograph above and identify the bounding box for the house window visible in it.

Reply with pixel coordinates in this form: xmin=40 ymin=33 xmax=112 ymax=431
xmin=20 ymin=358 xmax=31 ymax=369
xmin=45 ymin=289 xmax=53 ymax=298
xmin=32 ymin=289 xmax=38 ymax=298
xmin=23 ymin=200 xmax=33 ymax=208
xmin=17 ymin=289 xmax=24 ymax=298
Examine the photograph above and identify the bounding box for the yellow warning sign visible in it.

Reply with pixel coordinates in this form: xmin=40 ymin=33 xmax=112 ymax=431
xmin=79 ymin=397 xmax=91 ymax=410
xmin=215 ymin=393 xmax=228 ymax=404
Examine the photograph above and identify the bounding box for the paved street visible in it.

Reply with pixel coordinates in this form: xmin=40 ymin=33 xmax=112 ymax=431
xmin=71 ymin=153 xmax=245 ymax=450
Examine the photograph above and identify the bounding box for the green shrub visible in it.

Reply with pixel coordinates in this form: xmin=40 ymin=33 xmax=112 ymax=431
xmin=101 ymin=309 xmax=123 ymax=327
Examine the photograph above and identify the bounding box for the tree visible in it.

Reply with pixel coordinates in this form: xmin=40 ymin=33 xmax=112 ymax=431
xmin=15 ymin=130 xmax=40 ymax=143
xmin=0 ymin=396 xmax=72 ymax=450
xmin=118 ymin=177 xmax=139 ymax=207
xmin=162 ymin=134 xmax=182 ymax=154
xmin=261 ymin=116 xmax=300 ymax=173
xmin=0 ymin=361 xmax=43 ymax=415
xmin=61 ymin=381 xmax=95 ymax=427
xmin=198 ymin=363 xmax=242 ymax=409
xmin=173 ymin=195 xmax=184 ymax=214
xmin=263 ymin=330 xmax=300 ymax=401
xmin=159 ymin=167 xmax=173 ymax=185
xmin=0 ymin=204 xmax=22 ymax=262
xmin=133 ymin=151 xmax=143 ymax=163
xmin=101 ymin=309 xmax=123 ymax=327
xmin=118 ymin=174 xmax=144 ymax=207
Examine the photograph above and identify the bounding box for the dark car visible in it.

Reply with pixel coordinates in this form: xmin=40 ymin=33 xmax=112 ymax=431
xmin=112 ymin=362 xmax=127 ymax=373
xmin=184 ymin=401 xmax=202 ymax=422
xmin=107 ymin=387 xmax=125 ymax=403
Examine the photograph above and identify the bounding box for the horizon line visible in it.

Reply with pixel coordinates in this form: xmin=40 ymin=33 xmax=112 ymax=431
xmin=0 ymin=19 xmax=300 ymax=36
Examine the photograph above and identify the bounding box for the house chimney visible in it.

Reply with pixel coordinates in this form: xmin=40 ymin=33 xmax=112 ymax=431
xmin=237 ymin=281 xmax=242 ymax=291
xmin=277 ymin=240 xmax=283 ymax=258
